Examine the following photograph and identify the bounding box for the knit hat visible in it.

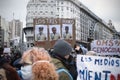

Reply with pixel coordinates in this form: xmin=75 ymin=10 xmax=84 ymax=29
xmin=53 ymin=40 xmax=72 ymax=58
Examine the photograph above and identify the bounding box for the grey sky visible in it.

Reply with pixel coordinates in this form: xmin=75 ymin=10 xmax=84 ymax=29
xmin=0 ymin=0 xmax=29 ymax=27
xmin=0 ymin=0 xmax=120 ymax=31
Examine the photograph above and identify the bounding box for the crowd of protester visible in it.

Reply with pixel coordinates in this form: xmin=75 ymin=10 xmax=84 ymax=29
xmin=0 ymin=39 xmax=119 ymax=80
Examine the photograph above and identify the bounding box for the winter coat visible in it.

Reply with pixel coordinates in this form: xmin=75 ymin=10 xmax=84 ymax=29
xmin=52 ymin=57 xmax=73 ymax=80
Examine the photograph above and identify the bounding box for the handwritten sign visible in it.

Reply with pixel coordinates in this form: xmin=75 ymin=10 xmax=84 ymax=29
xmin=77 ymin=55 xmax=120 ymax=80
xmin=91 ymin=39 xmax=120 ymax=55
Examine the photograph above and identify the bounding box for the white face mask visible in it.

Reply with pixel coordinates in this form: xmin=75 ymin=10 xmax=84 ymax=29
xmin=21 ymin=65 xmax=32 ymax=80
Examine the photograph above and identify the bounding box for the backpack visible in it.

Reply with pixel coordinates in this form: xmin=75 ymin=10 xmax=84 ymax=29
xmin=57 ymin=68 xmax=73 ymax=80
xmin=0 ymin=68 xmax=7 ymax=80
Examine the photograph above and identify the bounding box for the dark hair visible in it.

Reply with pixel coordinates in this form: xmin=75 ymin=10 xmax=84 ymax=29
xmin=0 ymin=47 xmax=4 ymax=54
xmin=74 ymin=43 xmax=79 ymax=49
xmin=1 ymin=63 xmax=21 ymax=80
xmin=74 ymin=43 xmax=83 ymax=54
xmin=65 ymin=26 xmax=69 ymax=29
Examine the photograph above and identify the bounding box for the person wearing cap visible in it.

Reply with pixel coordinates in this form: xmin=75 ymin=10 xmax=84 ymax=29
xmin=50 ymin=27 xmax=60 ymax=40
xmin=51 ymin=39 xmax=77 ymax=80
xmin=36 ymin=27 xmax=46 ymax=41
xmin=63 ymin=26 xmax=72 ymax=39
xmin=3 ymin=48 xmax=12 ymax=64
xmin=0 ymin=47 xmax=21 ymax=80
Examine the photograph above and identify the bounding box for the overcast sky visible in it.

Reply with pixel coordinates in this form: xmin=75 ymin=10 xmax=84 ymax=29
xmin=0 ymin=0 xmax=120 ymax=32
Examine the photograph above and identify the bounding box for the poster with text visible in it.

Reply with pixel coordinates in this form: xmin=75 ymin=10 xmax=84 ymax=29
xmin=91 ymin=39 xmax=120 ymax=56
xmin=77 ymin=55 xmax=120 ymax=80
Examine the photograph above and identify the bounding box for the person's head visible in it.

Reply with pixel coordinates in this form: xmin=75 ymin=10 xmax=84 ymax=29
xmin=74 ymin=43 xmax=82 ymax=54
xmin=39 ymin=27 xmax=44 ymax=33
xmin=65 ymin=26 xmax=69 ymax=33
xmin=20 ymin=47 xmax=51 ymax=65
xmin=32 ymin=61 xmax=58 ymax=80
xmin=52 ymin=27 xmax=56 ymax=34
xmin=53 ymin=39 xmax=72 ymax=60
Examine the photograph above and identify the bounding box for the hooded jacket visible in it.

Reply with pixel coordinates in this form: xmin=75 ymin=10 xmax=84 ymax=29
xmin=52 ymin=57 xmax=73 ymax=80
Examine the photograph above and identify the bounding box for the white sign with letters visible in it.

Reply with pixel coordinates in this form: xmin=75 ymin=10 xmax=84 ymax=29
xmin=77 ymin=55 xmax=120 ymax=80
xmin=91 ymin=39 xmax=120 ymax=55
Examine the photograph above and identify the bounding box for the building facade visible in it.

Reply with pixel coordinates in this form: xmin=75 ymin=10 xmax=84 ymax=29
xmin=108 ymin=20 xmax=120 ymax=39
xmin=0 ymin=16 xmax=10 ymax=47
xmin=24 ymin=0 xmax=116 ymax=48
xmin=9 ymin=19 xmax=23 ymax=47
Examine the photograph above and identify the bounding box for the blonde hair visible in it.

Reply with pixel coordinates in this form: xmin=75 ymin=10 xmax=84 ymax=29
xmin=20 ymin=47 xmax=58 ymax=80
xmin=21 ymin=47 xmax=51 ymax=64
xmin=32 ymin=61 xmax=58 ymax=80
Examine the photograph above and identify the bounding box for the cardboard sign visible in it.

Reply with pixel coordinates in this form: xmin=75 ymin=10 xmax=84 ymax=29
xmin=91 ymin=39 xmax=120 ymax=55
xmin=34 ymin=18 xmax=75 ymax=49
xmin=77 ymin=55 xmax=120 ymax=80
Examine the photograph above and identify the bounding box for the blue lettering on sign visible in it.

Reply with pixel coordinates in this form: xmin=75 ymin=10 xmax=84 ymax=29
xmin=103 ymin=71 xmax=111 ymax=80
xmin=94 ymin=72 xmax=101 ymax=80
xmin=88 ymin=71 xmax=92 ymax=80
xmin=79 ymin=68 xmax=111 ymax=80
xmin=81 ymin=57 xmax=92 ymax=62
xmin=94 ymin=58 xmax=120 ymax=67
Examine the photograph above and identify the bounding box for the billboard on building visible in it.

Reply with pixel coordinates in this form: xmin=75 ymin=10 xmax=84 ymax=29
xmin=34 ymin=18 xmax=75 ymax=49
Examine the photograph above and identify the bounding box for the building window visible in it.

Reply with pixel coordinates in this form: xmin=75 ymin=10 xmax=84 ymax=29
xmin=57 ymin=7 xmax=59 ymax=11
xmin=51 ymin=0 xmax=53 ymax=3
xmin=61 ymin=1 xmax=63 ymax=4
xmin=61 ymin=7 xmax=63 ymax=11
xmin=51 ymin=11 xmax=53 ymax=15
xmin=67 ymin=7 xmax=69 ymax=10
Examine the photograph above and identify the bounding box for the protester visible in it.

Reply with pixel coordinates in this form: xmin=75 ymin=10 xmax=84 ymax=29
xmin=51 ymin=39 xmax=77 ymax=80
xmin=32 ymin=60 xmax=58 ymax=80
xmin=0 ymin=47 xmax=21 ymax=80
xmin=3 ymin=48 xmax=12 ymax=64
xmin=74 ymin=43 xmax=88 ymax=55
xmin=0 ymin=47 xmax=4 ymax=57
xmin=12 ymin=50 xmax=22 ymax=70
xmin=18 ymin=47 xmax=58 ymax=80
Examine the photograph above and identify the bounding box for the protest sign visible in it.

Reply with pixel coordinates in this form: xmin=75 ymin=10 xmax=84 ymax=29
xmin=77 ymin=55 xmax=120 ymax=80
xmin=3 ymin=48 xmax=10 ymax=53
xmin=91 ymin=39 xmax=120 ymax=55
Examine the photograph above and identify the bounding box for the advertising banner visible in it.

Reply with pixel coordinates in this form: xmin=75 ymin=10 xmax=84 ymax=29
xmin=77 ymin=55 xmax=120 ymax=80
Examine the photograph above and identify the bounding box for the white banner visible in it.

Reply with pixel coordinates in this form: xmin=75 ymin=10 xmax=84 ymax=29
xmin=91 ymin=39 xmax=120 ymax=55
xmin=77 ymin=55 xmax=120 ymax=80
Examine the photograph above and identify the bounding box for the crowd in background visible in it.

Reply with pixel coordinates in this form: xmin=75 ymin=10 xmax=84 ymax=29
xmin=0 ymin=39 xmax=119 ymax=80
